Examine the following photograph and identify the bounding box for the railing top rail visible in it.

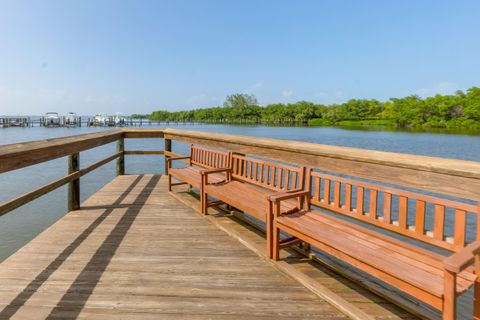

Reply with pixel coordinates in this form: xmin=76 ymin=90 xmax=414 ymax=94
xmin=0 ymin=130 xmax=123 ymax=174
xmin=162 ymin=129 xmax=480 ymax=179
xmin=161 ymin=128 xmax=480 ymax=201
xmin=0 ymin=128 xmax=478 ymax=200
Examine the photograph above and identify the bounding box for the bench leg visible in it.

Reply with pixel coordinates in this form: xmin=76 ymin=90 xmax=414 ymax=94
xmin=474 ymin=263 xmax=480 ymax=319
xmin=266 ymin=204 xmax=273 ymax=259
xmin=201 ymin=193 xmax=208 ymax=214
xmin=272 ymin=222 xmax=280 ymax=260
xmin=303 ymin=242 xmax=311 ymax=254
xmin=168 ymin=174 xmax=172 ymax=192
xmin=443 ymin=269 xmax=456 ymax=320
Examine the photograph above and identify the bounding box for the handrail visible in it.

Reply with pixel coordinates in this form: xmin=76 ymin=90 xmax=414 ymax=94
xmin=161 ymin=128 xmax=480 ymax=201
xmin=0 ymin=128 xmax=478 ymax=219
xmin=0 ymin=130 xmax=124 ymax=173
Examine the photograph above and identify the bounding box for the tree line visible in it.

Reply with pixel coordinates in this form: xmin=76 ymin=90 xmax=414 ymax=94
xmin=146 ymin=88 xmax=480 ymax=129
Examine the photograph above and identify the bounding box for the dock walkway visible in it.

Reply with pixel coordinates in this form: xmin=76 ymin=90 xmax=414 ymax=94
xmin=0 ymin=174 xmax=346 ymax=319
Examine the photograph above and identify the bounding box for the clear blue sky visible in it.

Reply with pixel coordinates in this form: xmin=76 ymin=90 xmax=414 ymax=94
xmin=0 ymin=0 xmax=479 ymax=115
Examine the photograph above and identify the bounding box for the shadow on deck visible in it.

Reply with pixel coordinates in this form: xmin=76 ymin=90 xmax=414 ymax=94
xmin=0 ymin=174 xmax=352 ymax=319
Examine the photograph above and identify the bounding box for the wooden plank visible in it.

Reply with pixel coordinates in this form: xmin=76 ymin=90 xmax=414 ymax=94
xmin=383 ymin=192 xmax=392 ymax=224
xmin=415 ymin=200 xmax=426 ymax=236
xmin=0 ymin=130 xmax=122 ymax=173
xmin=399 ymin=196 xmax=408 ymax=229
xmin=124 ymin=150 xmax=164 ymax=155
xmin=162 ymin=128 xmax=480 ymax=201
xmin=369 ymin=189 xmax=377 ymax=219
xmin=0 ymin=174 xmax=347 ymax=319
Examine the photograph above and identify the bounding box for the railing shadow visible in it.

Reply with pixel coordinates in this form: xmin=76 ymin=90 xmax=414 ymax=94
xmin=0 ymin=174 xmax=159 ymax=319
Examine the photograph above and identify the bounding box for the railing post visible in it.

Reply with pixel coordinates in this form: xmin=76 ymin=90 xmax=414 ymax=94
xmin=68 ymin=153 xmax=80 ymax=211
xmin=117 ymin=138 xmax=125 ymax=175
xmin=164 ymin=138 xmax=172 ymax=174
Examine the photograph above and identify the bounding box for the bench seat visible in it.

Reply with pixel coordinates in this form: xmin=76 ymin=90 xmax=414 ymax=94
xmin=205 ymin=180 xmax=298 ymax=221
xmin=170 ymin=166 xmax=226 ymax=189
xmin=275 ymin=210 xmax=476 ymax=308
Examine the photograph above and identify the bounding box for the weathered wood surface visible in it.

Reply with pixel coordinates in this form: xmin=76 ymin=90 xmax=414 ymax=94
xmin=169 ymin=185 xmax=421 ymax=320
xmin=0 ymin=174 xmax=346 ymax=319
xmin=162 ymin=128 xmax=480 ymax=201
xmin=0 ymin=130 xmax=123 ymax=174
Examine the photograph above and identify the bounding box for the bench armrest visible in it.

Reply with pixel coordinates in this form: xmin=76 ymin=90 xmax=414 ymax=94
xmin=166 ymin=156 xmax=191 ymax=170
xmin=443 ymin=241 xmax=480 ymax=273
xmin=201 ymin=168 xmax=232 ymax=185
xmin=166 ymin=156 xmax=190 ymax=163
xmin=268 ymin=190 xmax=309 ymax=203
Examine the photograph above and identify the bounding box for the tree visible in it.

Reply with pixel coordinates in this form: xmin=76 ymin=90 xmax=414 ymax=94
xmin=223 ymin=94 xmax=258 ymax=110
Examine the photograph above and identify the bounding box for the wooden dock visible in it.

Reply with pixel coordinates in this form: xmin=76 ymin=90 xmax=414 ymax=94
xmin=0 ymin=174 xmax=347 ymax=319
xmin=1 ymin=128 xmax=478 ymax=319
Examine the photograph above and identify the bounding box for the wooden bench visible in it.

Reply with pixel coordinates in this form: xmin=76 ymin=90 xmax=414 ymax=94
xmin=201 ymin=154 xmax=307 ymax=257
xmin=167 ymin=145 xmax=231 ymax=210
xmin=270 ymin=169 xmax=480 ymax=320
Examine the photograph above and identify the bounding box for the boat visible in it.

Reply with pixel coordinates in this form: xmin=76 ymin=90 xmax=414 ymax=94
xmin=65 ymin=112 xmax=78 ymax=126
xmin=113 ymin=113 xmax=127 ymax=127
xmin=43 ymin=112 xmax=61 ymax=127
xmin=92 ymin=113 xmax=109 ymax=126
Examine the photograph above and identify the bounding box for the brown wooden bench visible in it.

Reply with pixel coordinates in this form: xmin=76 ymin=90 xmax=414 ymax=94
xmin=269 ymin=169 xmax=480 ymax=320
xmin=167 ymin=145 xmax=231 ymax=210
xmin=201 ymin=154 xmax=307 ymax=257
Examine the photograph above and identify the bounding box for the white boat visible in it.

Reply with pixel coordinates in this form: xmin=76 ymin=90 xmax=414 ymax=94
xmin=93 ymin=113 xmax=109 ymax=126
xmin=114 ymin=113 xmax=126 ymax=126
xmin=44 ymin=112 xmax=61 ymax=127
xmin=65 ymin=112 xmax=78 ymax=126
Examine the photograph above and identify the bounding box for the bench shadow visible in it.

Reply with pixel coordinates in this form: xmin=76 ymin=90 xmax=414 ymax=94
xmin=0 ymin=174 xmax=158 ymax=319
xmin=46 ymin=174 xmax=160 ymax=319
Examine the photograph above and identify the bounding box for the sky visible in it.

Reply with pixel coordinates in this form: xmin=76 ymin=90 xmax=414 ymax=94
xmin=0 ymin=0 xmax=479 ymax=116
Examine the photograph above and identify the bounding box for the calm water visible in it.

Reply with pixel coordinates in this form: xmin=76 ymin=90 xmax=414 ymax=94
xmin=0 ymin=125 xmax=479 ymax=317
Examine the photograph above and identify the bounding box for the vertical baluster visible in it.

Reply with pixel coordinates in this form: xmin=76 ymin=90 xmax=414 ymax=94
xmin=333 ymin=181 xmax=341 ymax=208
xmin=433 ymin=204 xmax=445 ymax=241
xmin=323 ymin=179 xmax=331 ymax=205
xmin=232 ymin=157 xmax=238 ymax=175
xmin=345 ymin=183 xmax=352 ymax=211
xmin=383 ymin=192 xmax=392 ymax=223
xmin=286 ymin=170 xmax=291 ymax=190
xmin=399 ymin=196 xmax=408 ymax=229
xmin=293 ymin=171 xmax=298 ymax=189
xmin=369 ymin=189 xmax=378 ymax=219
xmin=314 ymin=176 xmax=320 ymax=203
xmin=279 ymin=168 xmax=284 ymax=190
xmin=454 ymin=209 xmax=467 ymax=247
xmin=415 ymin=200 xmax=426 ymax=235
xmin=272 ymin=167 xmax=277 ymax=187
xmin=253 ymin=162 xmax=258 ymax=181
xmin=356 ymin=186 xmax=364 ymax=214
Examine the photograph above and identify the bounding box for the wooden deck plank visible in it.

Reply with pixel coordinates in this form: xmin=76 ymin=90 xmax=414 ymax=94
xmin=0 ymin=174 xmax=346 ymax=319
xmin=168 ymin=184 xmax=426 ymax=320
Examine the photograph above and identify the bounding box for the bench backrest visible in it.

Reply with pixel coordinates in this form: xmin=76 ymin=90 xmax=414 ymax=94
xmin=190 ymin=145 xmax=231 ymax=169
xmin=308 ymin=170 xmax=479 ymax=252
xmin=231 ymin=154 xmax=306 ymax=192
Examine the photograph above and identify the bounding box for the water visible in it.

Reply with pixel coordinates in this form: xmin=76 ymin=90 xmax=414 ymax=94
xmin=0 ymin=124 xmax=479 ymax=318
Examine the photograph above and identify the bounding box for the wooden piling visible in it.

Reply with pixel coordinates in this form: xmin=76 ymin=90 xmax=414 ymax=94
xmin=68 ymin=153 xmax=80 ymax=211
xmin=117 ymin=138 xmax=125 ymax=175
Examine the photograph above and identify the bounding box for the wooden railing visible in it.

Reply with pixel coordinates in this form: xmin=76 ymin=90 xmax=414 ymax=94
xmin=1 ymin=128 xmax=479 ymax=219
